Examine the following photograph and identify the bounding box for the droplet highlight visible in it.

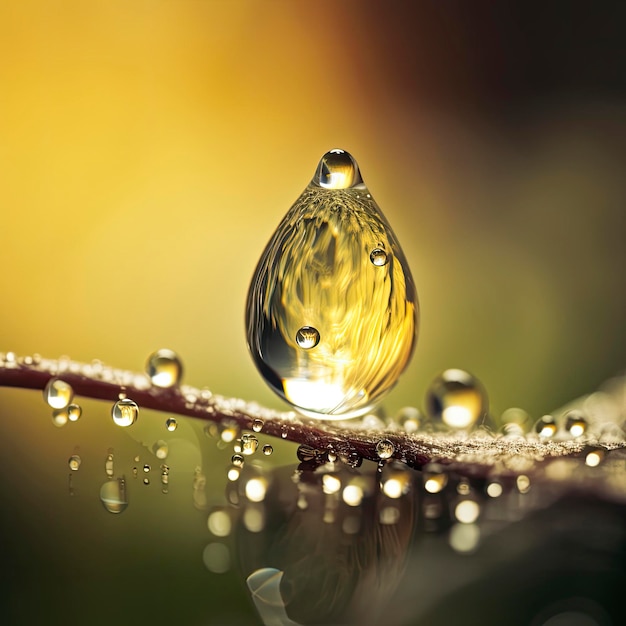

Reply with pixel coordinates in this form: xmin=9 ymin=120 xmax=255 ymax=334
xmin=68 ymin=455 xmax=81 ymax=471
xmin=111 ymin=398 xmax=138 ymax=427
xmin=535 ymin=415 xmax=557 ymax=438
xmin=564 ymin=411 xmax=587 ymax=437
xmin=165 ymin=418 xmax=178 ymax=432
xmin=262 ymin=444 xmax=273 ymax=456
xmin=241 ymin=433 xmax=259 ymax=456
xmin=425 ymin=369 xmax=487 ymax=430
xmin=245 ymin=149 xmax=418 ymax=419
xmin=67 ymin=403 xmax=82 ymax=422
xmin=369 ymin=248 xmax=388 ymax=266
xmin=376 ymin=439 xmax=395 ymax=459
xmin=145 ymin=348 xmax=183 ymax=388
xmin=44 ymin=378 xmax=74 ymax=410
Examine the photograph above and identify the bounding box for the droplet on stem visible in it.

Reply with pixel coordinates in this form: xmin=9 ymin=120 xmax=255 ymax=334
xmin=44 ymin=378 xmax=74 ymax=410
xmin=165 ymin=417 xmax=178 ymax=432
xmin=111 ymin=398 xmax=138 ymax=427
xmin=245 ymin=149 xmax=418 ymax=419
xmin=145 ymin=348 xmax=183 ymax=388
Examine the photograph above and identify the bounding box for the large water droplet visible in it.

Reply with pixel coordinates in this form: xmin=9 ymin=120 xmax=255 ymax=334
xmin=241 ymin=433 xmax=259 ymax=456
xmin=67 ymin=403 xmax=82 ymax=422
xmin=245 ymin=150 xmax=418 ymax=419
xmin=564 ymin=410 xmax=588 ymax=437
xmin=376 ymin=439 xmax=395 ymax=459
xmin=262 ymin=444 xmax=273 ymax=456
xmin=111 ymin=398 xmax=138 ymax=427
xmin=100 ymin=478 xmax=128 ymax=514
xmin=425 ymin=369 xmax=487 ymax=430
xmin=145 ymin=348 xmax=183 ymax=388
xmin=44 ymin=378 xmax=74 ymax=409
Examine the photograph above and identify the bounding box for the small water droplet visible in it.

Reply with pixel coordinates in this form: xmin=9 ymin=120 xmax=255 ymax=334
xmin=564 ymin=410 xmax=588 ymax=437
xmin=111 ymin=398 xmax=138 ymax=427
xmin=241 ymin=434 xmax=259 ymax=455
xmin=145 ymin=348 xmax=183 ymax=388
xmin=51 ymin=409 xmax=69 ymax=428
xmin=376 ymin=439 xmax=394 ymax=459
xmin=152 ymin=440 xmax=168 ymax=459
xmin=425 ymin=369 xmax=487 ymax=430
xmin=231 ymin=454 xmax=244 ymax=467
xmin=534 ymin=415 xmax=557 ymax=438
xmin=251 ymin=419 xmax=264 ymax=433
xmin=165 ymin=417 xmax=178 ymax=432
xmin=68 ymin=455 xmax=81 ymax=471
xmin=100 ymin=478 xmax=128 ymax=514
xmin=105 ymin=452 xmax=114 ymax=478
xmin=143 ymin=464 xmax=151 ymax=473
xmin=245 ymin=149 xmax=418 ymax=419
xmin=67 ymin=403 xmax=82 ymax=422
xmin=369 ymin=248 xmax=388 ymax=266
xmin=295 ymin=326 xmax=320 ymax=350
xmin=143 ymin=477 xmax=150 ymax=485
xmin=262 ymin=444 xmax=273 ymax=456
xmin=44 ymin=378 xmax=74 ymax=410
xmin=296 ymin=444 xmax=319 ymax=463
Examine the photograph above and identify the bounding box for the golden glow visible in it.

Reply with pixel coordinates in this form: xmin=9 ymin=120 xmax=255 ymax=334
xmin=342 ymin=484 xmax=364 ymax=506
xmin=207 ymin=510 xmax=232 ymax=537
xmin=486 ymin=482 xmax=503 ymax=498
xmin=245 ymin=477 xmax=268 ymax=503
xmin=322 ymin=474 xmax=342 ymax=495
xmin=442 ymin=405 xmax=474 ymax=429
xmin=454 ymin=499 xmax=480 ymax=524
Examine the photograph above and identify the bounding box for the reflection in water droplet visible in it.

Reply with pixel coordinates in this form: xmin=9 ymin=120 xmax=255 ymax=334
xmin=202 ymin=543 xmax=230 ymax=573
xmin=262 ymin=444 xmax=273 ymax=456
xmin=535 ymin=415 xmax=557 ymax=438
xmin=145 ymin=348 xmax=183 ymax=388
xmin=44 ymin=378 xmax=74 ymax=409
xmin=232 ymin=454 xmax=244 ymax=467
xmin=454 ymin=499 xmax=480 ymax=524
xmin=425 ymin=369 xmax=487 ymax=430
xmin=376 ymin=439 xmax=395 ymax=459
xmin=227 ymin=467 xmax=241 ymax=482
xmin=342 ymin=484 xmax=364 ymax=506
xmin=564 ymin=411 xmax=588 ymax=437
xmin=51 ymin=409 xmax=69 ymax=428
xmin=152 ymin=441 xmax=168 ymax=459
xmin=241 ymin=434 xmax=259 ymax=456
xmin=295 ymin=326 xmax=320 ymax=350
xmin=296 ymin=444 xmax=319 ymax=463
xmin=68 ymin=455 xmax=81 ymax=471
xmin=100 ymin=478 xmax=128 ymax=514
xmin=165 ymin=418 xmax=177 ymax=432
xmin=67 ymin=404 xmax=82 ymax=422
xmin=369 ymin=248 xmax=388 ymax=266
xmin=252 ymin=419 xmax=264 ymax=433
xmin=111 ymin=398 xmax=138 ymax=427
xmin=245 ymin=150 xmax=418 ymax=419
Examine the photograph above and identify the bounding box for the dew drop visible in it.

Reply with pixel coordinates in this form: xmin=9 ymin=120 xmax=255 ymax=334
xmin=245 ymin=149 xmax=418 ymax=419
xmin=145 ymin=348 xmax=183 ymax=388
xmin=143 ymin=464 xmax=151 ymax=473
xmin=231 ymin=454 xmax=244 ymax=467
xmin=369 ymin=248 xmax=388 ymax=267
xmin=165 ymin=417 xmax=178 ymax=432
xmin=100 ymin=478 xmax=128 ymax=514
xmin=516 ymin=474 xmax=531 ymax=493
xmin=295 ymin=326 xmax=320 ymax=350
xmin=241 ymin=434 xmax=259 ymax=456
xmin=376 ymin=439 xmax=395 ymax=459
xmin=296 ymin=444 xmax=319 ymax=463
xmin=111 ymin=398 xmax=138 ymax=427
xmin=535 ymin=415 xmax=557 ymax=438
xmin=67 ymin=403 xmax=82 ymax=422
xmin=44 ymin=378 xmax=74 ymax=410
xmin=262 ymin=444 xmax=273 ymax=456
xmin=51 ymin=409 xmax=69 ymax=428
xmin=425 ymin=369 xmax=487 ymax=430
xmin=564 ymin=411 xmax=588 ymax=438
xmin=143 ymin=477 xmax=150 ymax=485
xmin=251 ymin=418 xmax=264 ymax=433
xmin=68 ymin=455 xmax=81 ymax=471
xmin=454 ymin=499 xmax=480 ymax=524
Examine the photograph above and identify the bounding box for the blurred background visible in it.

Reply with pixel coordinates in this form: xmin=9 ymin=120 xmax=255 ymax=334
xmin=0 ymin=1 xmax=625 ymax=624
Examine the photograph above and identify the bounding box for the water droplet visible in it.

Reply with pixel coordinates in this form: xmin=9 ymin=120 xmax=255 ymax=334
xmin=100 ymin=478 xmax=128 ymax=514
xmin=241 ymin=434 xmax=259 ymax=456
xmin=231 ymin=454 xmax=244 ymax=467
xmin=105 ymin=452 xmax=114 ymax=478
xmin=143 ymin=464 xmax=151 ymax=473
xmin=296 ymin=444 xmax=319 ymax=463
xmin=245 ymin=149 xmax=418 ymax=419
xmin=68 ymin=455 xmax=81 ymax=471
xmin=425 ymin=369 xmax=487 ymax=430
xmin=564 ymin=411 xmax=588 ymax=438
xmin=44 ymin=378 xmax=74 ymax=409
xmin=165 ymin=418 xmax=177 ymax=432
xmin=143 ymin=477 xmax=150 ymax=485
xmin=369 ymin=248 xmax=388 ymax=266
xmin=111 ymin=398 xmax=138 ymax=427
xmin=152 ymin=440 xmax=168 ymax=459
xmin=262 ymin=444 xmax=273 ymax=456
xmin=376 ymin=439 xmax=395 ymax=459
xmin=51 ymin=409 xmax=69 ymax=428
xmin=67 ymin=403 xmax=82 ymax=422
xmin=145 ymin=348 xmax=183 ymax=388
xmin=534 ymin=415 xmax=557 ymax=438
xmin=251 ymin=419 xmax=264 ymax=433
